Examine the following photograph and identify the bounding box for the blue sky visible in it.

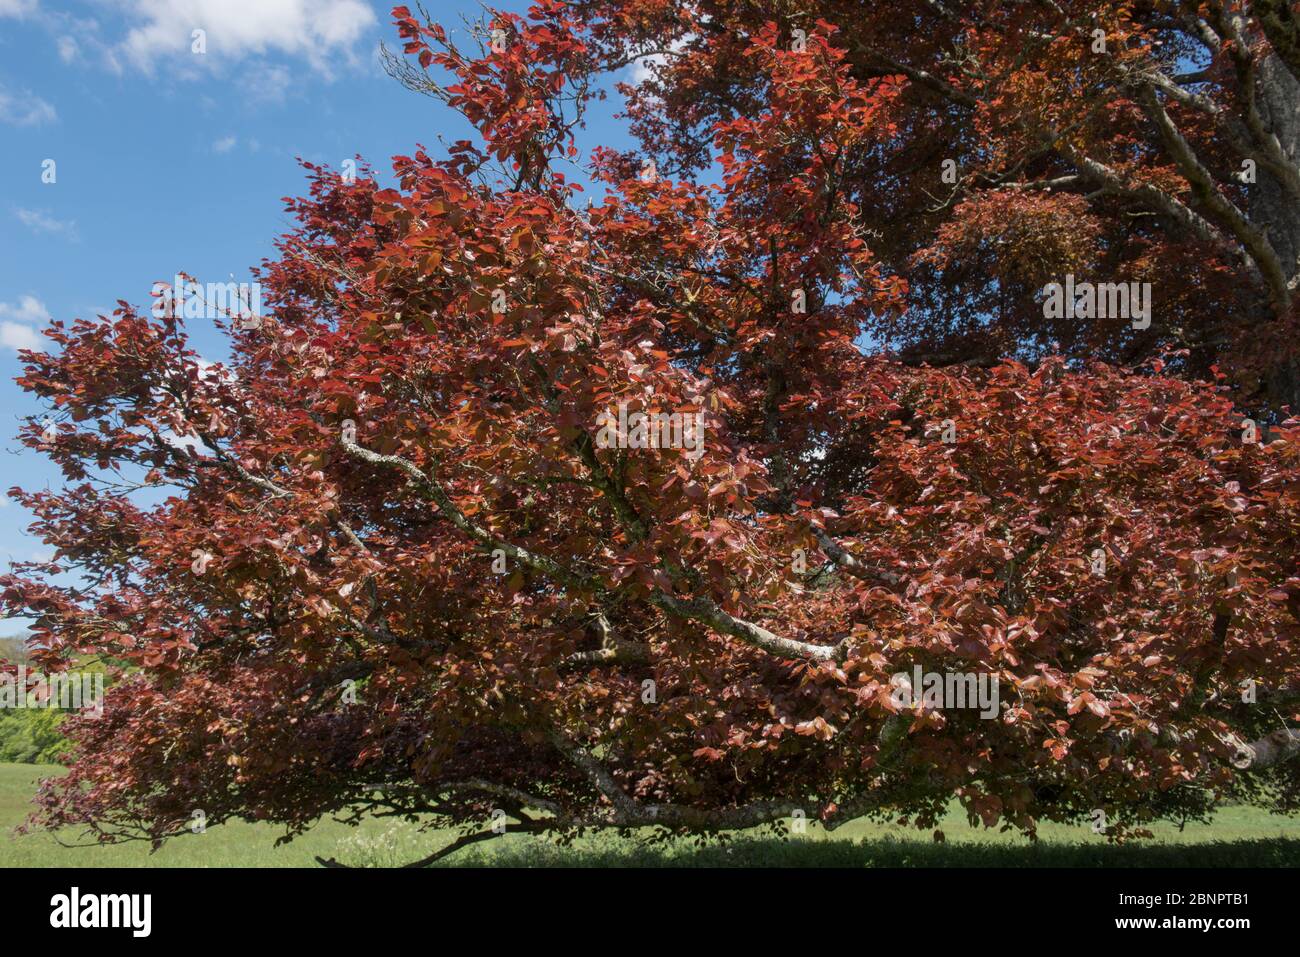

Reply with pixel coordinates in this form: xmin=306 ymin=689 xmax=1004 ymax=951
xmin=0 ymin=0 xmax=644 ymax=633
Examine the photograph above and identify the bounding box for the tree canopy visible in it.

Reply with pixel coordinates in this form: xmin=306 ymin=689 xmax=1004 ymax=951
xmin=4 ymin=1 xmax=1299 ymax=861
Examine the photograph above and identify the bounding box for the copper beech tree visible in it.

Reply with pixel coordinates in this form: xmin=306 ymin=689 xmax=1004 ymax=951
xmin=4 ymin=1 xmax=1300 ymax=862
xmin=580 ymin=0 xmax=1300 ymax=408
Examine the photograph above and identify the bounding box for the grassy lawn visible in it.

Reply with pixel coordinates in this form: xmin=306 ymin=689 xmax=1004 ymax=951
xmin=3 ymin=762 xmax=1299 ymax=867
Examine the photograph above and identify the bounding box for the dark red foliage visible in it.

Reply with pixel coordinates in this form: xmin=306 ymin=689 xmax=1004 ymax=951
xmin=4 ymin=3 xmax=1299 ymax=852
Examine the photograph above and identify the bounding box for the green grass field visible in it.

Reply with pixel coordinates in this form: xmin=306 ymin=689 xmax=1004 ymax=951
xmin=3 ymin=762 xmax=1299 ymax=867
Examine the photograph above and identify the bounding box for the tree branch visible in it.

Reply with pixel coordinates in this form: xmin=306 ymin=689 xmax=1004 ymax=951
xmin=1231 ymin=727 xmax=1300 ymax=769
xmin=341 ymin=437 xmax=844 ymax=660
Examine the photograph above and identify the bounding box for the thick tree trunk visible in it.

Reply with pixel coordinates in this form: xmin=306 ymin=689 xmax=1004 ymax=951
xmin=1251 ymin=53 xmax=1300 ymax=410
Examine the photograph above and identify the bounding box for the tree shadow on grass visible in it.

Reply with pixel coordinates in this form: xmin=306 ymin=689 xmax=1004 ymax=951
xmin=441 ymin=836 xmax=1300 ymax=868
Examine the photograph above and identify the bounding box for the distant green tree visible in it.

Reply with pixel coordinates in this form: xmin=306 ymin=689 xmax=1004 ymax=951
xmin=0 ymin=636 xmax=98 ymax=764
xmin=0 ymin=707 xmax=68 ymax=764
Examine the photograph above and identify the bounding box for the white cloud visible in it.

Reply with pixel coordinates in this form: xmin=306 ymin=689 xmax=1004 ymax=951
xmin=57 ymin=35 xmax=79 ymax=62
xmin=630 ymin=55 xmax=663 ymax=85
xmin=14 ymin=208 xmax=77 ymax=238
xmin=115 ymin=0 xmax=377 ymax=73
xmin=238 ymin=61 xmax=292 ymax=104
xmin=0 ymin=84 xmax=57 ymax=125
xmin=213 ymin=134 xmax=266 ymax=154
xmin=0 ymin=0 xmax=38 ymax=18
xmin=629 ymin=34 xmax=694 ymax=84
xmin=0 ymin=295 xmax=50 ymax=353
xmin=0 ymin=295 xmax=51 ymax=324
xmin=157 ymin=427 xmax=203 ymax=453
xmin=0 ymin=322 xmax=42 ymax=351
